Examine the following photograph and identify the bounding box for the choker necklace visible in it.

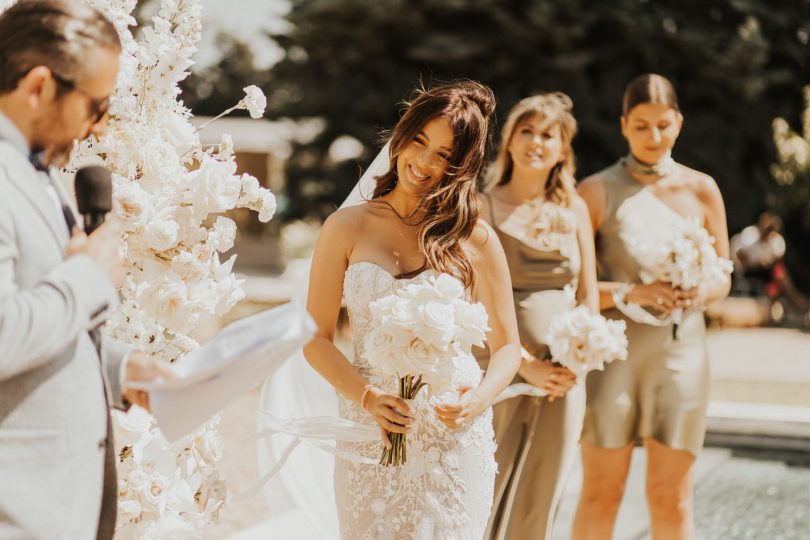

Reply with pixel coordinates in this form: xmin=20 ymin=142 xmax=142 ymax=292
xmin=622 ymin=151 xmax=674 ymax=177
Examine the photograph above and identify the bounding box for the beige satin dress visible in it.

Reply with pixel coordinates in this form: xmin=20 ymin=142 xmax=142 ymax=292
xmin=581 ymin=160 xmax=709 ymax=455
xmin=480 ymin=193 xmax=586 ymax=540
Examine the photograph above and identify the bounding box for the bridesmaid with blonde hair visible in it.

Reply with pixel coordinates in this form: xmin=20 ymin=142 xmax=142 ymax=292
xmin=479 ymin=92 xmax=599 ymax=540
xmin=573 ymin=74 xmax=731 ymax=539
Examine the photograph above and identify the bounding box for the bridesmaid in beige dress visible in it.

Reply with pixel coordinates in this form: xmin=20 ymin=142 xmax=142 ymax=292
xmin=479 ymin=93 xmax=599 ymax=540
xmin=573 ymin=74 xmax=731 ymax=540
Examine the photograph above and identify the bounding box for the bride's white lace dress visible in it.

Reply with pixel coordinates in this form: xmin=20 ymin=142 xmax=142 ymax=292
xmin=336 ymin=261 xmax=497 ymax=540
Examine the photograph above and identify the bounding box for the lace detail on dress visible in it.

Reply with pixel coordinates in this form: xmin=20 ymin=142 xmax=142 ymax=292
xmin=336 ymin=262 xmax=497 ymax=539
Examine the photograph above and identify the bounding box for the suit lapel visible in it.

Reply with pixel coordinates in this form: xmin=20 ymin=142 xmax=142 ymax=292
xmin=0 ymin=143 xmax=67 ymax=250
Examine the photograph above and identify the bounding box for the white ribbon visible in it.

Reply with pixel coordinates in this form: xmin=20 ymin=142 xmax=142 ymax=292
xmin=612 ymin=284 xmax=676 ymax=326
xmin=493 ymin=383 xmax=548 ymax=404
xmin=235 ymin=411 xmax=381 ymax=501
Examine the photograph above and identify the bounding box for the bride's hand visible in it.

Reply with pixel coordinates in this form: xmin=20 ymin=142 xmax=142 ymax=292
xmin=518 ymin=356 xmax=576 ymax=402
xmin=433 ymin=387 xmax=486 ymax=430
xmin=361 ymin=386 xmax=414 ymax=448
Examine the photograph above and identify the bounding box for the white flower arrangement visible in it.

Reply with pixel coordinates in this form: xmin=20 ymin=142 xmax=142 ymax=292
xmin=0 ymin=0 xmax=275 ymax=535
xmin=363 ymin=272 xmax=489 ymax=465
xmin=113 ymin=407 xmax=226 ymax=540
xmin=544 ymin=306 xmax=628 ymax=378
xmin=636 ymin=217 xmax=733 ymax=291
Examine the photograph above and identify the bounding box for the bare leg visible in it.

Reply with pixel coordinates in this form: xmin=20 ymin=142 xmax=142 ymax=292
xmin=571 ymin=440 xmax=634 ymax=540
xmin=645 ymin=437 xmax=696 ymax=540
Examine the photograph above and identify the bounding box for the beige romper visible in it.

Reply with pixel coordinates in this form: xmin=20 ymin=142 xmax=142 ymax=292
xmin=581 ymin=160 xmax=710 ymax=455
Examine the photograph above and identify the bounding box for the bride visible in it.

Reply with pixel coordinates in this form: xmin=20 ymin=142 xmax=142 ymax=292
xmin=301 ymin=80 xmax=521 ymax=539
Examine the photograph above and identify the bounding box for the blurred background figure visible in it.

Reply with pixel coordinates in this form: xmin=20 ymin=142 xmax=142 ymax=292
xmin=731 ymin=211 xmax=809 ymax=323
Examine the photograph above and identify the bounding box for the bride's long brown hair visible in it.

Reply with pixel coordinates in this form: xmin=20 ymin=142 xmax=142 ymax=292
xmin=372 ymin=80 xmax=496 ymax=291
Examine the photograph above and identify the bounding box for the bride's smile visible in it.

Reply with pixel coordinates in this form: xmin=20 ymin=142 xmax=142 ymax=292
xmin=396 ymin=117 xmax=453 ymax=195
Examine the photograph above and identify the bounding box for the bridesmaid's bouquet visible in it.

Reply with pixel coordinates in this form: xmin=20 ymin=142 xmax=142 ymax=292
xmin=638 ymin=218 xmax=733 ymax=291
xmin=635 ymin=218 xmax=733 ymax=336
xmin=544 ymin=307 xmax=629 ymax=378
xmin=364 ymin=272 xmax=489 ymax=466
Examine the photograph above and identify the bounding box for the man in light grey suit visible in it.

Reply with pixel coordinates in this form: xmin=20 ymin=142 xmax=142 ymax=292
xmin=0 ymin=2 xmax=172 ymax=538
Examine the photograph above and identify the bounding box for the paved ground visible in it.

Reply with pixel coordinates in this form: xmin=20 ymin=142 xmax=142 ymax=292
xmin=199 ymin=326 xmax=810 ymax=539
xmin=551 ymin=445 xmax=810 ymax=540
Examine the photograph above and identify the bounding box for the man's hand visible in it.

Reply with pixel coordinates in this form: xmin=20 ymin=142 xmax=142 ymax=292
xmin=67 ymin=218 xmax=127 ymax=288
xmin=122 ymin=352 xmax=176 ymax=411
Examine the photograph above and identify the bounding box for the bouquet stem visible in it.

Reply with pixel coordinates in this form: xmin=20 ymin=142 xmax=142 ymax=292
xmin=672 ymin=307 xmax=683 ymax=341
xmin=379 ymin=374 xmax=425 ymax=467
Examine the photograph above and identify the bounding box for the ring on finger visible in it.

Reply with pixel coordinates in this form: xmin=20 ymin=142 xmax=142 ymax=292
xmin=656 ymin=296 xmax=664 ymax=306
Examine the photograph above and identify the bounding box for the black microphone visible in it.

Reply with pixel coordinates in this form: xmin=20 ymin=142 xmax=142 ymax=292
xmin=74 ymin=166 xmax=112 ymax=235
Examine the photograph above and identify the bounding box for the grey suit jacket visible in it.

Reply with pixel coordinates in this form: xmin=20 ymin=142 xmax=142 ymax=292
xmin=0 ymin=140 xmax=128 ymax=540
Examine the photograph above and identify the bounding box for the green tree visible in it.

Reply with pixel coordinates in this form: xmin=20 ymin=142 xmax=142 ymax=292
xmin=182 ymin=33 xmax=271 ymax=116
xmin=771 ymin=86 xmax=810 ymax=288
xmin=264 ymin=0 xmax=809 ymax=237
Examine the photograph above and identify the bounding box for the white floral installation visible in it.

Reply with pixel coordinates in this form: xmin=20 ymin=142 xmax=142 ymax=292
xmin=0 ymin=0 xmax=277 ymax=536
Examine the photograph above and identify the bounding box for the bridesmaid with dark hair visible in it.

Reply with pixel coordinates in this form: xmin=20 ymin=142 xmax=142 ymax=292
xmin=573 ymin=74 xmax=731 ymax=539
xmin=479 ymin=92 xmax=599 ymax=540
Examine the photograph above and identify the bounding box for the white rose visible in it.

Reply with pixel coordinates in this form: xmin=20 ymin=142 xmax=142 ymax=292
xmin=453 ymin=300 xmax=489 ymax=351
xmin=144 ymin=216 xmax=180 ymax=251
xmin=414 ymin=301 xmax=459 ymax=350
xmin=209 ymin=216 xmax=237 ymax=252
xmin=113 ymin=179 xmax=153 ymax=228
xmin=162 ymin=111 xmax=198 ymax=156
xmin=115 ymin=405 xmax=154 ymax=435
xmin=258 ymin=191 xmax=277 ymax=223
xmin=433 ymin=273 xmax=465 ymax=301
xmin=137 ymin=277 xmax=197 ymax=333
xmin=237 ymin=173 xmax=262 ymax=205
xmin=118 ymin=499 xmax=142 ymax=521
xmin=241 ymin=85 xmax=267 ymax=119
xmin=401 ymin=338 xmax=434 ymax=374
xmin=192 ymin=426 xmax=224 ymax=467
xmin=171 ymin=251 xmax=206 ymax=282
xmin=191 ymin=155 xmax=240 ymax=216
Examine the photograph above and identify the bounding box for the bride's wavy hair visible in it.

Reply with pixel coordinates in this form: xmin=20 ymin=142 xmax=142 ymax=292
xmin=486 ymin=92 xmax=577 ymax=207
xmin=372 ymin=79 xmax=496 ymax=291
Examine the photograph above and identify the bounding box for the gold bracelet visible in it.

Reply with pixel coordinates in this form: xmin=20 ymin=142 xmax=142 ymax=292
xmin=360 ymin=384 xmax=376 ymax=411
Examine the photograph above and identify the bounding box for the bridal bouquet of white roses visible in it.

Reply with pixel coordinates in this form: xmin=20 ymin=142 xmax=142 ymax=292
xmin=363 ymin=272 xmax=489 ymax=466
xmin=544 ymin=306 xmax=628 ymax=378
xmin=633 ymin=218 xmax=733 ymax=336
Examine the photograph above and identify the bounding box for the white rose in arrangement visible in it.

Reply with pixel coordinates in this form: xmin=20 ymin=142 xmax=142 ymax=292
xmin=453 ymin=300 xmax=490 ymax=351
xmin=209 ymin=216 xmax=237 ymax=253
xmin=144 ymin=214 xmax=180 ymax=251
xmin=162 ymin=110 xmax=198 ymax=157
xmin=413 ymin=301 xmax=459 ymax=351
xmin=170 ymin=251 xmax=207 ymax=282
xmin=241 ymin=85 xmax=267 ymax=119
xmin=137 ymin=277 xmax=198 ymax=333
xmin=258 ymin=190 xmax=278 ymax=223
xmin=113 ymin=179 xmax=153 ymax=228
xmin=191 ymin=155 xmax=241 ymax=217
xmin=238 ymin=173 xmax=263 ymax=205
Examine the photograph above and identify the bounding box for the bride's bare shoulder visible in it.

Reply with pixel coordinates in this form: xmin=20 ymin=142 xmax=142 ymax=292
xmin=322 ymin=203 xmax=371 ymax=232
